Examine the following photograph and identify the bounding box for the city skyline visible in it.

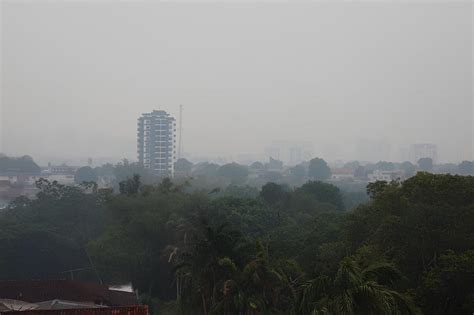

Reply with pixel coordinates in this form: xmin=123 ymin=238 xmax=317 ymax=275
xmin=1 ymin=1 xmax=472 ymax=163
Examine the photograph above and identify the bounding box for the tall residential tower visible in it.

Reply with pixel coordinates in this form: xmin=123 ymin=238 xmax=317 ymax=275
xmin=137 ymin=110 xmax=177 ymax=177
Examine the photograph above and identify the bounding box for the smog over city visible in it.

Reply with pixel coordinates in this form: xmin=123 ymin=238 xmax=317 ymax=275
xmin=0 ymin=1 xmax=473 ymax=314
xmin=1 ymin=1 xmax=472 ymax=164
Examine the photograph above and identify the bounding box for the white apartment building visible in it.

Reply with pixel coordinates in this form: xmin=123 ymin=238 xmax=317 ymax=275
xmin=137 ymin=110 xmax=177 ymax=177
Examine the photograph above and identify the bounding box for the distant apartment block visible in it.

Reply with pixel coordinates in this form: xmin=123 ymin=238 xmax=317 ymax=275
xmin=137 ymin=110 xmax=177 ymax=177
xmin=410 ymin=143 xmax=437 ymax=164
xmin=264 ymin=142 xmax=313 ymax=165
xmin=368 ymin=169 xmax=404 ymax=183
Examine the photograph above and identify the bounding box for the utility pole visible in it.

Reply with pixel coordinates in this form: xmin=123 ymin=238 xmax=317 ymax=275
xmin=178 ymin=104 xmax=183 ymax=159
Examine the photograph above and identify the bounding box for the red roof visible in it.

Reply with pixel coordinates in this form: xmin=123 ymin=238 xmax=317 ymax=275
xmin=0 ymin=280 xmax=137 ymax=307
xmin=1 ymin=305 xmax=148 ymax=315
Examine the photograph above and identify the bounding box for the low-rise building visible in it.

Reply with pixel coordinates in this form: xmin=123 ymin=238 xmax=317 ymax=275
xmin=330 ymin=168 xmax=355 ymax=181
xmin=368 ymin=170 xmax=403 ymax=182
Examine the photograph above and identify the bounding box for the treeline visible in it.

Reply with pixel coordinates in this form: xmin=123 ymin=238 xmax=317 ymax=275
xmin=0 ymin=173 xmax=473 ymax=314
xmin=0 ymin=155 xmax=41 ymax=174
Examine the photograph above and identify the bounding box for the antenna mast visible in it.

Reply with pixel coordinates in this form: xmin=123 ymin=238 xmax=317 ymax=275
xmin=178 ymin=104 xmax=183 ymax=159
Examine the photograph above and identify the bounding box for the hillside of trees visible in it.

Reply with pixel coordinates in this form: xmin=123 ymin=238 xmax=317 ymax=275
xmin=0 ymin=172 xmax=473 ymax=314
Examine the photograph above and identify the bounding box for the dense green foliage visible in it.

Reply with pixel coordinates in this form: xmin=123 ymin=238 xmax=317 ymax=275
xmin=0 ymin=179 xmax=106 ymax=280
xmin=217 ymin=163 xmax=250 ymax=185
xmin=308 ymin=158 xmax=331 ymax=180
xmin=1 ymin=173 xmax=473 ymax=314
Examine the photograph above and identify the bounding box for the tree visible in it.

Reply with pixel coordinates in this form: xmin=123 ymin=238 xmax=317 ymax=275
xmin=308 ymin=158 xmax=331 ymax=180
xmin=95 ymin=163 xmax=115 ymax=176
xmin=289 ymin=165 xmax=306 ymax=178
xmin=217 ymin=185 xmax=260 ymax=199
xmin=171 ymin=222 xmax=249 ymax=314
xmin=400 ymin=161 xmax=416 ymax=178
xmin=118 ymin=174 xmax=141 ymax=196
xmin=417 ymin=250 xmax=474 ymax=315
xmin=217 ymin=163 xmax=249 ymax=185
xmin=375 ymin=161 xmax=395 ymax=171
xmin=418 ymin=157 xmax=433 ymax=172
xmin=348 ymin=172 xmax=474 ymax=286
xmin=266 ymin=157 xmax=283 ymax=170
xmin=295 ymin=181 xmax=344 ymax=211
xmin=250 ymin=161 xmax=265 ymax=170
xmin=301 ymin=250 xmax=415 ymax=315
xmin=260 ymin=171 xmax=283 ymax=182
xmin=74 ymin=166 xmax=98 ymax=184
xmin=344 ymin=161 xmax=360 ymax=170
xmin=260 ymin=183 xmax=288 ymax=206
xmin=192 ymin=162 xmax=220 ymax=178
xmin=366 ymin=180 xmax=390 ymax=199
xmin=0 ymin=179 xmax=106 ymax=281
xmin=175 ymin=158 xmax=193 ymax=174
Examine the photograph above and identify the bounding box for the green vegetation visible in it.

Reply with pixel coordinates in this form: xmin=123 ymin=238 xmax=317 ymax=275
xmin=1 ymin=172 xmax=473 ymax=314
xmin=308 ymin=158 xmax=331 ymax=180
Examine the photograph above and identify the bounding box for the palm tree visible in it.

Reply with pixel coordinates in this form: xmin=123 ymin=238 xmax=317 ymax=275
xmin=212 ymin=241 xmax=303 ymax=315
xmin=300 ymin=257 xmax=415 ymax=315
xmin=170 ymin=220 xmax=246 ymax=315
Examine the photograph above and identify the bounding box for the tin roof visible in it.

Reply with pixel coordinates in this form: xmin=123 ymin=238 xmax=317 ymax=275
xmin=0 ymin=305 xmax=148 ymax=315
xmin=0 ymin=280 xmax=137 ymax=307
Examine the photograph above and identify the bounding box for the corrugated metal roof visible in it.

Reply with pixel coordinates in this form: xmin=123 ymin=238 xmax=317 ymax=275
xmin=0 ymin=305 xmax=148 ymax=315
xmin=0 ymin=280 xmax=137 ymax=307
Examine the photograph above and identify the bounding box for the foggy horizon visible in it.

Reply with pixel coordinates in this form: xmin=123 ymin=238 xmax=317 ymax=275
xmin=1 ymin=1 xmax=473 ymax=165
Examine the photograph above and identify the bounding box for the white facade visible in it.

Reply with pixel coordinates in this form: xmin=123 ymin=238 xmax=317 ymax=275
xmin=137 ymin=110 xmax=177 ymax=177
xmin=0 ymin=175 xmax=18 ymax=184
xmin=331 ymin=173 xmax=355 ymax=181
xmin=46 ymin=174 xmax=75 ymax=185
xmin=368 ymin=170 xmax=393 ymax=183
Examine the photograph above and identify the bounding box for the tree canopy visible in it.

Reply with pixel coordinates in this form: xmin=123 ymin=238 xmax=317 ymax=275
xmin=74 ymin=166 xmax=98 ymax=184
xmin=175 ymin=158 xmax=193 ymax=174
xmin=308 ymin=158 xmax=331 ymax=180
xmin=217 ymin=163 xmax=249 ymax=185
xmin=1 ymin=172 xmax=473 ymax=315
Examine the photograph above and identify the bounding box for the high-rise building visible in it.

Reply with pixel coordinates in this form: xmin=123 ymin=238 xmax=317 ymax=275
xmin=137 ymin=110 xmax=177 ymax=177
xmin=409 ymin=143 xmax=438 ymax=164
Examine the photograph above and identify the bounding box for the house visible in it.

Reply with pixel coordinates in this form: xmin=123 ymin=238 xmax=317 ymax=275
xmin=330 ymin=168 xmax=355 ymax=181
xmin=0 ymin=280 xmax=138 ymax=307
xmin=368 ymin=170 xmax=402 ymax=183
xmin=0 ymin=305 xmax=148 ymax=315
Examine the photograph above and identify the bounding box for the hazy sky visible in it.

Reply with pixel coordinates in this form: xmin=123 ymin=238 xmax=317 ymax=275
xmin=1 ymin=1 xmax=472 ymax=164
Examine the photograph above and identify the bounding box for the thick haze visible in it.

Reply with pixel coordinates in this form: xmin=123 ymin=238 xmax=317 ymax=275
xmin=1 ymin=1 xmax=472 ymax=164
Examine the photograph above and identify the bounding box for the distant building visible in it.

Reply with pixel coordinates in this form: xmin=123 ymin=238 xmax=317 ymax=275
xmin=289 ymin=146 xmax=303 ymax=165
xmin=264 ymin=142 xmax=313 ymax=165
xmin=40 ymin=164 xmax=77 ymax=185
xmin=355 ymin=139 xmax=391 ymax=162
xmin=264 ymin=146 xmax=281 ymax=161
xmin=330 ymin=168 xmax=355 ymax=181
xmin=410 ymin=143 xmax=437 ymax=164
xmin=368 ymin=170 xmax=403 ymax=183
xmin=137 ymin=110 xmax=177 ymax=177
xmin=0 ymin=280 xmax=138 ymax=308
